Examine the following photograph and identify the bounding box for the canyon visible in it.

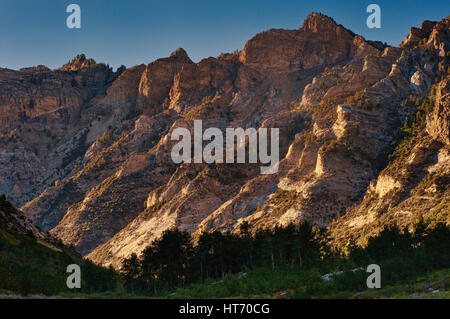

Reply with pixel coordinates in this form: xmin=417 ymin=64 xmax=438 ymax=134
xmin=0 ymin=12 xmax=449 ymax=269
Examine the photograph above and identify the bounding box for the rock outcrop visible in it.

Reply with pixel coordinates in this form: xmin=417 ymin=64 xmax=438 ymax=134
xmin=329 ymin=74 xmax=450 ymax=249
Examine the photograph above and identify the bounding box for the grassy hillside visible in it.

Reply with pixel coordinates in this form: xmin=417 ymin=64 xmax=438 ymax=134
xmin=0 ymin=196 xmax=120 ymax=296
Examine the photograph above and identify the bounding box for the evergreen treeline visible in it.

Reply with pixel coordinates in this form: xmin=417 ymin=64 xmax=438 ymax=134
xmin=121 ymin=220 xmax=450 ymax=295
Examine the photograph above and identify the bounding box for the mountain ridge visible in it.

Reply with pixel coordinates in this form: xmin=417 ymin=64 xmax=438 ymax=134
xmin=0 ymin=12 xmax=448 ymax=269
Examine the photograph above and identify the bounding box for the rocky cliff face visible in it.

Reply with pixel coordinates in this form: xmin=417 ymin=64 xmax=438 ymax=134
xmin=0 ymin=195 xmax=46 ymax=240
xmin=329 ymin=73 xmax=450 ymax=249
xmin=0 ymin=54 xmax=120 ymax=207
xmin=2 ymin=13 xmax=449 ymax=268
xmin=328 ymin=16 xmax=450 ymax=249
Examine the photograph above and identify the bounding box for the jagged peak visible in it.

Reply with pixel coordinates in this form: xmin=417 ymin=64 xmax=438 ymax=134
xmin=59 ymin=54 xmax=98 ymax=71
xmin=170 ymin=48 xmax=190 ymax=60
xmin=400 ymin=15 xmax=449 ymax=48
xmin=420 ymin=20 xmax=437 ymax=33
xmin=73 ymin=53 xmax=87 ymax=62
xmin=301 ymin=12 xmax=338 ymax=32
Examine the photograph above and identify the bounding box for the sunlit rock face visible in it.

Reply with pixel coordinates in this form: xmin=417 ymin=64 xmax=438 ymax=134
xmin=1 ymin=13 xmax=448 ymax=269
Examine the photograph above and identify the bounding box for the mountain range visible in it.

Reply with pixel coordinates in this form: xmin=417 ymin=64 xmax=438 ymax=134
xmin=0 ymin=12 xmax=449 ymax=269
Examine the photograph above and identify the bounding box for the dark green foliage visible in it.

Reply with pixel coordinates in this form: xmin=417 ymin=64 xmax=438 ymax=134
xmin=0 ymin=197 xmax=120 ymax=296
xmin=121 ymin=253 xmax=141 ymax=293
xmin=121 ymin=221 xmax=329 ymax=294
xmin=349 ymin=221 xmax=450 ymax=284
xmin=122 ymin=220 xmax=449 ymax=297
xmin=139 ymin=229 xmax=193 ymax=293
xmin=0 ymin=228 xmax=120 ymax=295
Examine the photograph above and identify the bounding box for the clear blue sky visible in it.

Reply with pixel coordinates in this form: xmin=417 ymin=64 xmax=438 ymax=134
xmin=0 ymin=0 xmax=449 ymax=70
